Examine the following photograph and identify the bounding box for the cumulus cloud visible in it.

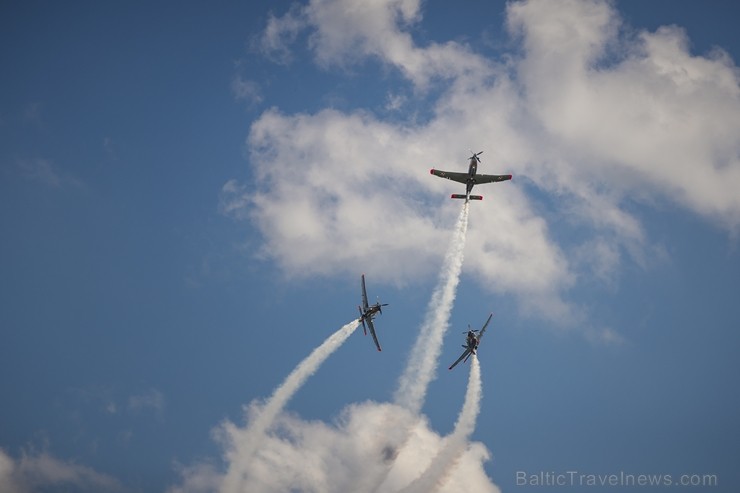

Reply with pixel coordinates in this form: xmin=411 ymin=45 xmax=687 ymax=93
xmin=170 ymin=401 xmax=498 ymax=493
xmin=257 ymin=0 xmax=488 ymax=87
xmin=0 ymin=448 xmax=124 ymax=493
xmin=227 ymin=0 xmax=740 ymax=331
xmin=258 ymin=4 xmax=308 ymax=64
xmin=508 ymin=0 xmax=740 ymax=231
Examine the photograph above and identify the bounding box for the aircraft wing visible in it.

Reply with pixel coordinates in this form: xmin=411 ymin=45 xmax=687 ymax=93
xmin=477 ymin=313 xmax=494 ymax=341
xmin=361 ymin=274 xmax=369 ymax=310
xmin=474 ymin=173 xmax=512 ymax=185
xmin=448 ymin=348 xmax=472 ymax=370
xmin=365 ymin=316 xmax=382 ymax=351
xmin=430 ymin=169 xmax=469 ymax=184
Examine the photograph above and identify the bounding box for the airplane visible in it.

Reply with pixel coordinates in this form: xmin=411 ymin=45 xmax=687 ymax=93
xmin=358 ymin=274 xmax=388 ymax=352
xmin=448 ymin=313 xmax=493 ymax=370
xmin=429 ymin=151 xmax=512 ymax=202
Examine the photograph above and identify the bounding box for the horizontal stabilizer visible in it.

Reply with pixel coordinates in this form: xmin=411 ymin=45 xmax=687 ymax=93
xmin=450 ymin=194 xmax=483 ymax=200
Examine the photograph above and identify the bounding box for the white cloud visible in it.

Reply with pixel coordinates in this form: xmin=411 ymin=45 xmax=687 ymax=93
xmin=230 ymin=75 xmax=263 ymax=105
xmin=169 ymin=461 xmax=223 ymax=493
xmin=128 ymin=388 xmax=165 ymax=417
xmin=508 ymin=0 xmax=740 ymax=230
xmin=170 ymin=401 xmax=499 ymax=493
xmin=240 ymin=108 xmax=459 ymax=286
xmin=385 ymin=92 xmax=407 ymax=111
xmin=219 ymin=179 xmax=252 ymax=220
xmin=229 ymin=100 xmax=572 ymax=322
xmin=0 ymin=448 xmax=124 ymax=493
xmin=232 ymin=0 xmax=740 ymax=331
xmin=259 ymin=0 xmax=489 ymax=87
xmin=258 ymin=4 xmax=308 ymax=64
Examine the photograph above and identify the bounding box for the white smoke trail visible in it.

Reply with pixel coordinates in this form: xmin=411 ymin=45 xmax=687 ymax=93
xmin=394 ymin=202 xmax=470 ymax=413
xmin=364 ymin=203 xmax=470 ymax=493
xmin=219 ymin=319 xmax=360 ymax=493
xmin=399 ymin=355 xmax=483 ymax=493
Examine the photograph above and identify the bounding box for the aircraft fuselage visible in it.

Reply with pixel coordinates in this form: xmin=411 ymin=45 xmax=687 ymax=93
xmin=465 ymin=157 xmax=478 ymax=195
xmin=363 ymin=305 xmax=381 ymax=319
xmin=465 ymin=330 xmax=479 ymax=353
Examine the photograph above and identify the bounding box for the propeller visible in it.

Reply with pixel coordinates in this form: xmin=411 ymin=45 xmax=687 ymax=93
xmin=468 ymin=150 xmax=483 ymax=163
xmin=376 ymin=298 xmax=389 ymax=314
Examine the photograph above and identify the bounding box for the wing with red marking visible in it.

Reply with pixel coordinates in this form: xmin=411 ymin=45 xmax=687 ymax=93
xmin=430 ymin=169 xmax=469 ymax=184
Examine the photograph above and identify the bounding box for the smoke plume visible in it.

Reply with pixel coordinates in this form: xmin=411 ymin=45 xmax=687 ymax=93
xmin=395 ymin=202 xmax=471 ymax=413
xmin=399 ymin=355 xmax=483 ymax=493
xmin=218 ymin=319 xmax=360 ymax=492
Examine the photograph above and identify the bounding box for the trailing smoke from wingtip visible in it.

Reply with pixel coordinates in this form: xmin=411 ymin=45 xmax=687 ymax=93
xmin=219 ymin=319 xmax=360 ymax=492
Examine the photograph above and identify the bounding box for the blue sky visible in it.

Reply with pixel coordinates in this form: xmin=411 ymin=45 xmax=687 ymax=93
xmin=2 ymin=0 xmax=740 ymax=491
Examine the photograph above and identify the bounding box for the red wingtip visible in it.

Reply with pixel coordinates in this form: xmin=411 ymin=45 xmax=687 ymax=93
xmin=430 ymin=168 xmax=435 ymax=174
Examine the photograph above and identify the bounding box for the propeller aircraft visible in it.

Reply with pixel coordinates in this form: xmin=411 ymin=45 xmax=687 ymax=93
xmin=448 ymin=313 xmax=493 ymax=370
xmin=358 ymin=274 xmax=388 ymax=352
xmin=430 ymin=151 xmax=512 ymax=202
